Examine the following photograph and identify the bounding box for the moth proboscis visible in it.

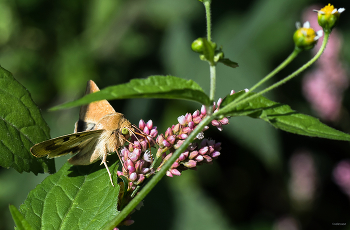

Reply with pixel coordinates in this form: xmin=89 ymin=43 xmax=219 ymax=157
xmin=31 ymin=80 xmax=135 ymax=186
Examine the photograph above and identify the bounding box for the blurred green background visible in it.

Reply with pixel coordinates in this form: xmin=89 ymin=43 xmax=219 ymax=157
xmin=1 ymin=0 xmax=350 ymax=229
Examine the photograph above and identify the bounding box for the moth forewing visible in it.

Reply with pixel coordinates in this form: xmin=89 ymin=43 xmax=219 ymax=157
xmin=30 ymin=130 xmax=103 ymax=158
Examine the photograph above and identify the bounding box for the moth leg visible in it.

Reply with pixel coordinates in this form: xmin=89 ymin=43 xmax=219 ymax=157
xmin=101 ymin=152 xmax=114 ymax=187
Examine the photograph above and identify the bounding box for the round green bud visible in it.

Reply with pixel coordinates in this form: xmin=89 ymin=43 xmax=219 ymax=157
xmin=191 ymin=38 xmax=205 ymax=53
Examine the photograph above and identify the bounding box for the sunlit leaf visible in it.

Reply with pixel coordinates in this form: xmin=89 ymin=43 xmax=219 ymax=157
xmin=0 ymin=66 xmax=55 ymax=174
xmin=221 ymin=92 xmax=350 ymax=141
xmin=20 ymin=154 xmax=120 ymax=230
xmin=51 ymin=76 xmax=210 ymax=110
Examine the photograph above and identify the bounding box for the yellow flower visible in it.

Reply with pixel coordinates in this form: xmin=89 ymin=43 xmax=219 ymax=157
xmin=314 ymin=4 xmax=345 ymax=33
xmin=293 ymin=21 xmax=323 ymax=51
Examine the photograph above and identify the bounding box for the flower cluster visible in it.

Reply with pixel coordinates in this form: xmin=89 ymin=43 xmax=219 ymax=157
xmin=117 ymin=120 xmax=158 ymax=191
xmin=156 ymin=100 xmax=228 ymax=177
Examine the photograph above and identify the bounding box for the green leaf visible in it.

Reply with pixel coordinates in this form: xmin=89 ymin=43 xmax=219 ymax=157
xmin=20 ymin=154 xmax=121 ymax=230
xmin=51 ymin=75 xmax=210 ymax=110
xmin=221 ymin=92 xmax=350 ymax=141
xmin=218 ymin=58 xmax=239 ymax=68
xmin=0 ymin=66 xmax=55 ymax=174
xmin=9 ymin=205 xmax=35 ymax=230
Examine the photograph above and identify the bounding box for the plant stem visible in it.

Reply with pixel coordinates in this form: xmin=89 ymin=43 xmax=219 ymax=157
xmin=203 ymin=0 xmax=212 ymax=42
xmin=103 ymin=115 xmax=214 ymax=230
xmin=216 ymin=32 xmax=330 ymax=117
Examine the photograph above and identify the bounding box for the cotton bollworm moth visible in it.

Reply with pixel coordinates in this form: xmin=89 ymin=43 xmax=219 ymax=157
xmin=31 ymin=80 xmax=134 ymax=186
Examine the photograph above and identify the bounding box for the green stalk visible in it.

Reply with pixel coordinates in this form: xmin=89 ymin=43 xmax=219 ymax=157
xmin=216 ymin=32 xmax=330 ymax=117
xmin=103 ymin=115 xmax=214 ymax=229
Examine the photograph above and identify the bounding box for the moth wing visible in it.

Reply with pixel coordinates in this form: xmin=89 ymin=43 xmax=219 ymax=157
xmin=30 ymin=130 xmax=103 ymax=158
xmin=75 ymin=80 xmax=116 ymax=133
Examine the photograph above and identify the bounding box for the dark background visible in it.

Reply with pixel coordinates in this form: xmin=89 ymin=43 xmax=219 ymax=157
xmin=1 ymin=0 xmax=350 ymax=229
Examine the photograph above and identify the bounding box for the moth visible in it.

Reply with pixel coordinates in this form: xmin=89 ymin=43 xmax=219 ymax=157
xmin=31 ymin=80 xmax=134 ymax=186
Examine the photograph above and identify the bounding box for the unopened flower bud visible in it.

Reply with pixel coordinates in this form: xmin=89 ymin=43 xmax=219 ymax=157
xmin=189 ymin=151 xmax=199 ymax=159
xmin=136 ymin=174 xmax=145 ymax=184
xmin=199 ymin=146 xmax=209 ymax=155
xmin=171 ymin=162 xmax=180 ymax=168
xmin=166 ymin=171 xmax=173 ymax=177
xmin=293 ymin=21 xmax=322 ymax=51
xmin=139 ymin=119 xmax=146 ymax=130
xmin=170 ymin=169 xmax=181 ymax=176
xmin=172 ymin=123 xmax=180 ymax=134
xmin=146 ymin=120 xmax=153 ymax=129
xmin=130 ymin=172 xmax=138 ymax=181
xmin=165 ymin=128 xmax=173 ymax=137
xmin=201 ymin=105 xmax=207 ymax=115
xmin=211 ymin=151 xmax=221 ymax=158
xmin=195 ymin=155 xmax=204 ymax=162
xmin=183 ymin=160 xmax=197 ymax=168
xmin=203 ymin=155 xmax=212 ymax=163
xmin=177 ymin=115 xmax=186 ymax=126
xmin=314 ymin=4 xmax=345 ymax=33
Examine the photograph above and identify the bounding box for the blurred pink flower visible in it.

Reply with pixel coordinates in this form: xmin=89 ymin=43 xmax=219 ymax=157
xmin=302 ymin=6 xmax=348 ymax=122
xmin=333 ymin=160 xmax=350 ymax=198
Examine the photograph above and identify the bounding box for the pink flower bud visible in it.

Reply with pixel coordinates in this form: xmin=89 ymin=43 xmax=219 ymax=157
xmin=188 ymin=121 xmax=194 ymax=129
xmin=178 ymin=153 xmax=186 ymax=162
xmin=130 ymin=172 xmax=138 ymax=181
xmin=165 ymin=128 xmax=173 ymax=137
xmin=203 ymin=155 xmax=212 ymax=162
xmin=129 ymin=149 xmax=140 ymax=162
xmin=128 ymin=165 xmax=136 ymax=174
xmin=164 ymin=153 xmax=173 ymax=161
xmin=167 ymin=135 xmax=176 ymax=145
xmin=174 ymin=140 xmax=184 ymax=149
xmin=211 ymin=120 xmax=220 ymax=126
xmin=171 ymin=162 xmax=180 ymax=168
xmin=211 ymin=151 xmax=220 ymax=158
xmin=216 ymin=125 xmax=223 ymax=131
xmin=195 ymin=155 xmax=204 ymax=162
xmin=220 ymin=117 xmax=229 ymax=125
xmin=117 ymin=171 xmax=123 ymax=176
xmin=217 ymin=98 xmax=223 ymax=108
xmin=127 ymin=159 xmax=134 ymax=168
xmin=140 ymin=140 xmax=148 ymax=151
xmin=163 ymin=140 xmax=171 ymax=147
xmin=230 ymin=90 xmax=235 ymax=95
xmin=178 ymin=115 xmax=186 ymax=125
xmin=166 ymin=171 xmax=173 ymax=177
xmin=156 ymin=135 xmax=165 ymax=145
xmin=147 ymin=120 xmax=153 ymax=129
xmin=203 ymin=126 xmax=209 ymax=131
xmin=141 ymin=167 xmax=150 ymax=174
xmin=150 ymin=128 xmax=158 ymax=137
xmin=186 ymin=113 xmax=193 ymax=123
xmin=156 ymin=148 xmax=163 ymax=158
xmin=182 ymin=127 xmax=192 ymax=134
xmin=179 ymin=133 xmax=188 ymax=139
xmin=172 ymin=123 xmax=180 ymax=134
xmin=143 ymin=126 xmax=150 ymax=135
xmin=201 ymin=105 xmax=207 ymax=115
xmin=199 ymin=146 xmax=209 ymax=155
xmin=183 ymin=160 xmax=197 ymax=168
xmin=193 ymin=110 xmax=199 ymax=117
xmin=189 ymin=151 xmax=199 ymax=159
xmin=139 ymin=119 xmax=146 ymax=130
xmin=136 ymin=174 xmax=145 ymax=184
xmin=123 ymin=220 xmax=135 ymax=226
xmin=193 ymin=116 xmax=202 ymax=124
xmin=170 ymin=169 xmax=181 ymax=176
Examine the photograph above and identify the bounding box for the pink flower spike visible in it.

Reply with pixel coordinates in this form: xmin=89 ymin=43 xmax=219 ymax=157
xmin=177 ymin=115 xmax=186 ymax=125
xmin=147 ymin=120 xmax=153 ymax=129
xmin=230 ymin=90 xmax=235 ymax=95
xmin=130 ymin=172 xmax=138 ymax=181
xmin=139 ymin=119 xmax=146 ymax=130
xmin=166 ymin=171 xmax=173 ymax=177
xmin=170 ymin=169 xmax=181 ymax=176
xmin=201 ymin=105 xmax=207 ymax=115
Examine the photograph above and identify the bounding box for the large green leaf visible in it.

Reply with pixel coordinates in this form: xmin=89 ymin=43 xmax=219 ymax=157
xmin=221 ymin=92 xmax=350 ymax=141
xmin=19 ymin=154 xmax=120 ymax=230
xmin=9 ymin=205 xmax=35 ymax=230
xmin=0 ymin=66 xmax=55 ymax=174
xmin=51 ymin=76 xmax=210 ymax=110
